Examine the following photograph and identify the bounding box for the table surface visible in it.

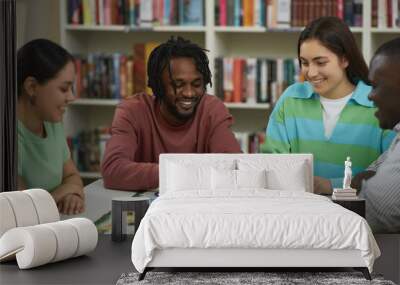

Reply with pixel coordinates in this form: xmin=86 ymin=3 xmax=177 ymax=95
xmin=0 ymin=235 xmax=133 ymax=285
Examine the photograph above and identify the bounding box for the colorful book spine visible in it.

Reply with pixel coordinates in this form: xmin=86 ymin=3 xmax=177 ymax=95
xmin=219 ymin=0 xmax=227 ymax=26
xmin=179 ymin=0 xmax=203 ymax=26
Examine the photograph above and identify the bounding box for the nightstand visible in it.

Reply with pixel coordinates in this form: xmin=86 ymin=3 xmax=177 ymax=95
xmin=331 ymin=197 xmax=365 ymax=218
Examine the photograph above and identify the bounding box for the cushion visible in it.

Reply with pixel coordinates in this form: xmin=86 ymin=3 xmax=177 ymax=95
xmin=238 ymin=159 xmax=308 ymax=191
xmin=0 ymin=218 xmax=97 ymax=269
xmin=211 ymin=168 xmax=237 ymax=190
xmin=166 ymin=159 xmax=236 ymax=192
xmin=0 ymin=189 xmax=60 ymax=238
xmin=0 ymin=196 xmax=16 ymax=237
xmin=211 ymin=169 xmax=268 ymax=190
xmin=167 ymin=162 xmax=212 ymax=191
xmin=266 ymin=165 xmax=307 ymax=191
xmin=236 ymin=169 xmax=267 ymax=189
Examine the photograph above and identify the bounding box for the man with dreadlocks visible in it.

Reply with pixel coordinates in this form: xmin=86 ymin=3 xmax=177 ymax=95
xmin=101 ymin=37 xmax=241 ymax=191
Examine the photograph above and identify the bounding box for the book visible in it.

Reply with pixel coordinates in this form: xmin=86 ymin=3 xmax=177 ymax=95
xmin=163 ymin=0 xmax=171 ymax=25
xmin=243 ymin=0 xmax=254 ymax=26
xmin=179 ymin=0 xmax=204 ymax=26
xmin=232 ymin=58 xmax=244 ymax=103
xmin=246 ymin=58 xmax=257 ymax=104
xmin=276 ymin=0 xmax=291 ymax=28
xmin=214 ymin=57 xmax=224 ymax=101
xmin=226 ymin=0 xmax=235 ymax=26
xmin=144 ymin=42 xmax=160 ymax=95
xmin=219 ymin=0 xmax=227 ymax=26
xmin=332 ymin=194 xmax=359 ymax=200
xmin=333 ymin=188 xmax=357 ymax=193
xmin=133 ymin=43 xmax=146 ymax=93
xmin=139 ymin=0 xmax=153 ymax=27
xmin=223 ymin=57 xmax=234 ymax=102
xmin=332 ymin=192 xmax=357 ymax=197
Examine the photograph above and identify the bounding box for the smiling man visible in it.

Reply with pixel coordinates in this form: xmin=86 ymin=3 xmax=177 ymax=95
xmin=352 ymin=37 xmax=400 ymax=233
xmin=101 ymin=37 xmax=241 ymax=191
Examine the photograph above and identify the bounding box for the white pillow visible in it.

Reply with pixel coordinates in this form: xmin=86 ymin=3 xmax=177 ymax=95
xmin=238 ymin=159 xmax=308 ymax=191
xmin=265 ymin=162 xmax=307 ymax=191
xmin=211 ymin=168 xmax=237 ymax=190
xmin=211 ymin=169 xmax=268 ymax=190
xmin=167 ymin=162 xmax=212 ymax=191
xmin=236 ymin=169 xmax=267 ymax=189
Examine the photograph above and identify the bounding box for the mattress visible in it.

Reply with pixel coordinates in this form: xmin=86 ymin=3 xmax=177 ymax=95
xmin=131 ymin=190 xmax=380 ymax=273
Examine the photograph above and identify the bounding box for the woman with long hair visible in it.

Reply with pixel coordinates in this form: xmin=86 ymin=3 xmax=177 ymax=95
xmin=17 ymin=38 xmax=84 ymax=214
xmin=264 ymin=17 xmax=395 ymax=194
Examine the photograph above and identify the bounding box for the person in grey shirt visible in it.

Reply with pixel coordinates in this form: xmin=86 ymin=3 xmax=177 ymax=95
xmin=351 ymin=37 xmax=400 ymax=233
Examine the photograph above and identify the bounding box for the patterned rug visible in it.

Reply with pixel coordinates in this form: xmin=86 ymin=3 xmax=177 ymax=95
xmin=116 ymin=271 xmax=395 ymax=285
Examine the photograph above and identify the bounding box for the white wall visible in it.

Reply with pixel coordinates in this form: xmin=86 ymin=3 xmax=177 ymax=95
xmin=16 ymin=0 xmax=60 ymax=48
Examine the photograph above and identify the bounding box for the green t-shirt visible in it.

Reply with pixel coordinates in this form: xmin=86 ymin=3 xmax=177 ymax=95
xmin=18 ymin=120 xmax=70 ymax=192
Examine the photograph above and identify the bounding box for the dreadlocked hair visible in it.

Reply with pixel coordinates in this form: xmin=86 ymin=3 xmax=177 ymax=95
xmin=147 ymin=36 xmax=212 ymax=99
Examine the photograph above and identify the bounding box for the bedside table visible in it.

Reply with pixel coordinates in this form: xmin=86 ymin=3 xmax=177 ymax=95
xmin=331 ymin=197 xmax=365 ymax=218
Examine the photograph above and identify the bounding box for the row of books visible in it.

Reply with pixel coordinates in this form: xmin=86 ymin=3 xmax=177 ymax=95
xmin=216 ymin=0 xmax=363 ymax=28
xmin=234 ymin=132 xmax=266 ymax=153
xmin=372 ymin=0 xmax=400 ymax=28
xmin=67 ymin=0 xmax=204 ymax=27
xmin=67 ymin=127 xmax=111 ymax=173
xmin=214 ymin=57 xmax=300 ymax=105
xmin=74 ymin=42 xmax=158 ymax=99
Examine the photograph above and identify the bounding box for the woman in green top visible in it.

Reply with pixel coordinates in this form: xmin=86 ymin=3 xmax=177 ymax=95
xmin=17 ymin=39 xmax=84 ymax=215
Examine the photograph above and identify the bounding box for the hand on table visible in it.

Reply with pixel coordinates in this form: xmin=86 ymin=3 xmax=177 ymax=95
xmin=57 ymin=194 xmax=85 ymax=215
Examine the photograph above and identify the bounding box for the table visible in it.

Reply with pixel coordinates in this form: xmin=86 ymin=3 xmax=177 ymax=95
xmin=61 ymin=179 xmax=157 ymax=235
xmin=331 ymin=197 xmax=366 ymax=218
xmin=0 ymin=235 xmax=133 ymax=285
xmin=112 ymin=196 xmax=151 ymax=241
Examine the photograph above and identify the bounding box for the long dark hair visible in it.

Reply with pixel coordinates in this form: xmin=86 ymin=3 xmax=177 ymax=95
xmin=298 ymin=16 xmax=369 ymax=85
xmin=17 ymin=38 xmax=74 ymax=97
xmin=147 ymin=36 xmax=212 ymax=100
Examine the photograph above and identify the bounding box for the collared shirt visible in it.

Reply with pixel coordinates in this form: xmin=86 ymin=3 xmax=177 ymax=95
xmin=360 ymin=122 xmax=400 ymax=233
xmin=264 ymin=80 xmax=396 ymax=188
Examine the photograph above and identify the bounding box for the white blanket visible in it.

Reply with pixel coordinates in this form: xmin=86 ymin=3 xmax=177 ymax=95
xmin=131 ymin=190 xmax=380 ymax=273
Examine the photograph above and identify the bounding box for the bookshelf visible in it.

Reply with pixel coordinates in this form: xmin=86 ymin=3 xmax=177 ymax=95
xmin=59 ymin=0 xmax=400 ymax=178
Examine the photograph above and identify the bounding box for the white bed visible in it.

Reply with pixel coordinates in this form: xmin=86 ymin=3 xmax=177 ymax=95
xmin=131 ymin=154 xmax=380 ymax=280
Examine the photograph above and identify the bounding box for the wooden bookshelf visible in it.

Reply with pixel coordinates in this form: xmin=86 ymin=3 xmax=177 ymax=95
xmin=60 ymin=0 xmax=400 ymax=164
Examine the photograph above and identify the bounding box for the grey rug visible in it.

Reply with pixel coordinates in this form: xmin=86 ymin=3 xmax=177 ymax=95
xmin=116 ymin=271 xmax=396 ymax=285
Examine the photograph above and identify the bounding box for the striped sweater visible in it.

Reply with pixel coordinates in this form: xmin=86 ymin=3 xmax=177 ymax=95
xmin=263 ymin=80 xmax=396 ymax=188
xmin=360 ymin=123 xmax=400 ymax=233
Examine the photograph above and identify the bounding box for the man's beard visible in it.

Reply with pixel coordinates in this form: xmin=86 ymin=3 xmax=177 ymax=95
xmin=162 ymin=96 xmax=201 ymax=122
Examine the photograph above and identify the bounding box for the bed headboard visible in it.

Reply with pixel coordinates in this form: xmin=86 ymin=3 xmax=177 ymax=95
xmin=159 ymin=154 xmax=314 ymax=195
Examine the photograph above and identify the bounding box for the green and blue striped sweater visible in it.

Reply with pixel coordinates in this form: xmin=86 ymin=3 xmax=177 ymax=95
xmin=263 ymin=80 xmax=396 ymax=188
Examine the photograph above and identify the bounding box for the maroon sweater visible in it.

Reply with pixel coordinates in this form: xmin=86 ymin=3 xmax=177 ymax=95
xmin=101 ymin=94 xmax=241 ymax=190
